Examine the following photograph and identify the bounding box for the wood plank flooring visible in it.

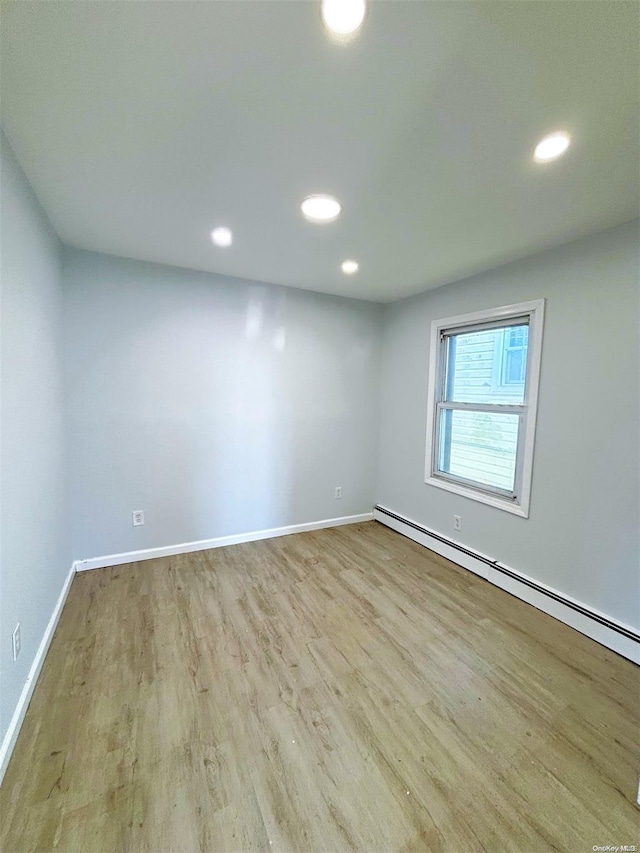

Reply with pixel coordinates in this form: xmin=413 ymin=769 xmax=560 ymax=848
xmin=1 ymin=521 xmax=638 ymax=852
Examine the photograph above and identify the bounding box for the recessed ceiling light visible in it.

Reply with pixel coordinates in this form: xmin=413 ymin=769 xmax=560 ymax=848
xmin=341 ymin=260 xmax=359 ymax=275
xmin=211 ymin=226 xmax=233 ymax=247
xmin=533 ymin=132 xmax=571 ymax=163
xmin=321 ymin=0 xmax=366 ymax=35
xmin=301 ymin=195 xmax=342 ymax=223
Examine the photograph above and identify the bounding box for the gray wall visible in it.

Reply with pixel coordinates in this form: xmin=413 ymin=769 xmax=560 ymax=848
xmin=63 ymin=248 xmax=382 ymax=559
xmin=0 ymin=135 xmax=70 ymax=740
xmin=377 ymin=220 xmax=640 ymax=629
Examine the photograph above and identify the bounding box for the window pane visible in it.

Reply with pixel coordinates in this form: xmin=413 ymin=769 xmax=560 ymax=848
xmin=445 ymin=324 xmax=528 ymax=404
xmin=438 ymin=409 xmax=519 ymax=492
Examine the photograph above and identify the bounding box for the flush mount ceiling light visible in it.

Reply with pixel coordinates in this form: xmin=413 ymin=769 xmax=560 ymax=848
xmin=210 ymin=226 xmax=233 ymax=247
xmin=321 ymin=0 xmax=366 ymax=35
xmin=341 ymin=260 xmax=359 ymax=274
xmin=533 ymin=132 xmax=571 ymax=163
xmin=300 ymin=194 xmax=342 ymax=223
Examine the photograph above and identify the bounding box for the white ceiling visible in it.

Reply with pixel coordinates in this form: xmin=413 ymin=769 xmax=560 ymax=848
xmin=1 ymin=1 xmax=638 ymax=302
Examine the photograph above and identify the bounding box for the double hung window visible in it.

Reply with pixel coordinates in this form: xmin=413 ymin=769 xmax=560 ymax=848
xmin=424 ymin=300 xmax=545 ymax=516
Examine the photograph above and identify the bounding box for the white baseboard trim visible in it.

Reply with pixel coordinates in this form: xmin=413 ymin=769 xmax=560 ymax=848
xmin=374 ymin=505 xmax=639 ymax=665
xmin=75 ymin=512 xmax=375 ymax=572
xmin=0 ymin=560 xmax=76 ymax=786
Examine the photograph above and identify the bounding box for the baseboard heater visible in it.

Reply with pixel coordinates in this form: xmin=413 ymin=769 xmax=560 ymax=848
xmin=373 ymin=504 xmax=639 ymax=663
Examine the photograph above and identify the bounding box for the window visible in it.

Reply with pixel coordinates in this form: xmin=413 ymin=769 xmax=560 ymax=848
xmin=424 ymin=300 xmax=545 ymax=516
xmin=501 ymin=326 xmax=528 ymax=386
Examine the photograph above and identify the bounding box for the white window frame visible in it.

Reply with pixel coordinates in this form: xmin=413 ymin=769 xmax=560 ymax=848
xmin=424 ymin=299 xmax=545 ymax=518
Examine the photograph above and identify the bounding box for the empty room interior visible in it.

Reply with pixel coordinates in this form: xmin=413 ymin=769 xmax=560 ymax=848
xmin=1 ymin=1 xmax=639 ymax=851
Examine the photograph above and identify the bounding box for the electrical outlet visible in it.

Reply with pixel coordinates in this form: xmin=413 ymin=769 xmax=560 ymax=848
xmin=334 ymin=486 xmax=342 ymax=499
xmin=132 ymin=510 xmax=145 ymax=527
xmin=453 ymin=515 xmax=462 ymax=532
xmin=12 ymin=623 xmax=21 ymax=662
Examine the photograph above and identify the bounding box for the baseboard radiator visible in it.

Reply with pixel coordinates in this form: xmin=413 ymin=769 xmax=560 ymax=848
xmin=374 ymin=504 xmax=639 ymax=665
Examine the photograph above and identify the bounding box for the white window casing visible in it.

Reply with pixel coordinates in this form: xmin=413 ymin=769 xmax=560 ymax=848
xmin=424 ymin=299 xmax=545 ymax=517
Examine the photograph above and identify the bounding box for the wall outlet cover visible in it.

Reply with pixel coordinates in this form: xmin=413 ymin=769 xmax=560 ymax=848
xmin=132 ymin=510 xmax=145 ymax=527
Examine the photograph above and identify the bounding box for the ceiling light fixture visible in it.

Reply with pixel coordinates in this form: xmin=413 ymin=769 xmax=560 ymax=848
xmin=341 ymin=260 xmax=359 ymax=275
xmin=211 ymin=226 xmax=233 ymax=247
xmin=533 ymin=132 xmax=571 ymax=163
xmin=300 ymin=194 xmax=342 ymax=223
xmin=321 ymin=0 xmax=366 ymax=35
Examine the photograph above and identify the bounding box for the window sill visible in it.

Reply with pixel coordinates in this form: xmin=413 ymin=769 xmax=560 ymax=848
xmin=424 ymin=474 xmax=529 ymax=517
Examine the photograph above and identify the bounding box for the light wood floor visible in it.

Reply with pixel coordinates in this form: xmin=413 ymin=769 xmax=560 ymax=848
xmin=1 ymin=521 xmax=638 ymax=853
